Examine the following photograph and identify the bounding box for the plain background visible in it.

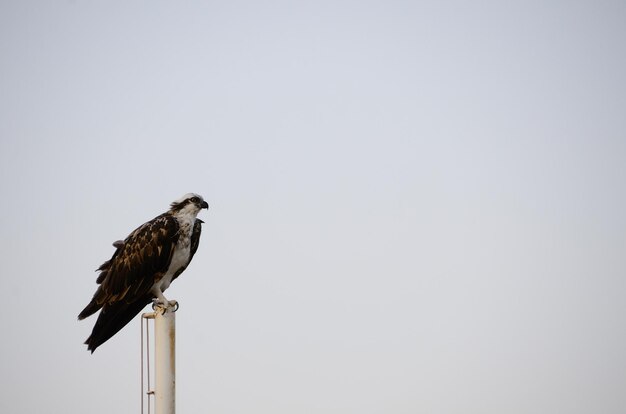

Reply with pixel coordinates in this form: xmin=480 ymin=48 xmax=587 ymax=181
xmin=1 ymin=1 xmax=625 ymax=413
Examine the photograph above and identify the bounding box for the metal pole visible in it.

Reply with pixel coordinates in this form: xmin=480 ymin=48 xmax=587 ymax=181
xmin=154 ymin=302 xmax=176 ymax=414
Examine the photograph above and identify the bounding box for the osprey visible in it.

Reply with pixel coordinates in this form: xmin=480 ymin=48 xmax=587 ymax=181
xmin=78 ymin=193 xmax=209 ymax=353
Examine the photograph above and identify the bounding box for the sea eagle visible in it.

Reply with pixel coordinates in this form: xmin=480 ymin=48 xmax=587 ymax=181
xmin=78 ymin=193 xmax=209 ymax=353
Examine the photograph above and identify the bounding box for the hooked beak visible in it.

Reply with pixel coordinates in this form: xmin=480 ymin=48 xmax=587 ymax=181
xmin=201 ymin=201 xmax=209 ymax=209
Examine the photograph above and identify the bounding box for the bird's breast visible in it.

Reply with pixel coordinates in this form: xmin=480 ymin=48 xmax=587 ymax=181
xmin=158 ymin=216 xmax=195 ymax=291
xmin=159 ymin=242 xmax=191 ymax=291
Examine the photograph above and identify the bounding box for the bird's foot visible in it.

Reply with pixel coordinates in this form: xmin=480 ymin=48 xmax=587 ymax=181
xmin=151 ymin=298 xmax=166 ymax=311
xmin=151 ymin=298 xmax=179 ymax=312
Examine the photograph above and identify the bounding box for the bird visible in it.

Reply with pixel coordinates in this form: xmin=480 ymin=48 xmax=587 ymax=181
xmin=78 ymin=193 xmax=209 ymax=353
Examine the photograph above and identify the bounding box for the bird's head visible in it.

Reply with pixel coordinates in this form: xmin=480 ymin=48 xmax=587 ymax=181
xmin=169 ymin=193 xmax=209 ymax=216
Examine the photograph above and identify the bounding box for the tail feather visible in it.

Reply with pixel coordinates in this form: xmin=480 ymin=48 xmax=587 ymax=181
xmin=78 ymin=299 xmax=102 ymax=320
xmin=84 ymin=295 xmax=152 ymax=353
xmin=78 ymin=285 xmax=106 ymax=320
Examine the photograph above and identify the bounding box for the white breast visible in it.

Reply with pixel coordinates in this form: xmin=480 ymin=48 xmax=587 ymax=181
xmin=158 ymin=214 xmax=195 ymax=291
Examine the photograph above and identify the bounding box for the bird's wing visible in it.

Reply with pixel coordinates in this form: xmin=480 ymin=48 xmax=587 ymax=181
xmin=102 ymin=213 xmax=179 ymax=302
xmin=79 ymin=213 xmax=180 ymax=352
xmin=78 ymin=213 xmax=179 ymax=320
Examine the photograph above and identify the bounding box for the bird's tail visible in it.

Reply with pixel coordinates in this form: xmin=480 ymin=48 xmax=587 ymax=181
xmin=84 ymin=295 xmax=152 ymax=353
xmin=78 ymin=284 xmax=108 ymax=320
xmin=78 ymin=299 xmax=102 ymax=320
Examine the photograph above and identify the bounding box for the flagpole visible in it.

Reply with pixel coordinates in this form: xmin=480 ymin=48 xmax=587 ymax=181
xmin=155 ymin=302 xmax=176 ymax=414
xmin=143 ymin=302 xmax=177 ymax=414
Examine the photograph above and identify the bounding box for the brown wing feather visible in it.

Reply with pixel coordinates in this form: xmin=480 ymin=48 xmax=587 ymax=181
xmin=78 ymin=213 xmax=180 ymax=349
xmin=105 ymin=214 xmax=178 ymax=300
xmin=101 ymin=214 xmax=177 ymax=305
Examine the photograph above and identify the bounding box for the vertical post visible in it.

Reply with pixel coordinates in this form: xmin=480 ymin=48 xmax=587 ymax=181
xmin=154 ymin=303 xmax=176 ymax=414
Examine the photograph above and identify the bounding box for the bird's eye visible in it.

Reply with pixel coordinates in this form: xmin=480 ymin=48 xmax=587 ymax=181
xmin=190 ymin=197 xmax=199 ymax=203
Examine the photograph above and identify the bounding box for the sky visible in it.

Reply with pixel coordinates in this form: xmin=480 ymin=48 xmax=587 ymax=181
xmin=1 ymin=0 xmax=626 ymax=413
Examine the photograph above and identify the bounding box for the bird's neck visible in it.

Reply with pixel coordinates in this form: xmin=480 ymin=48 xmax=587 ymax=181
xmin=172 ymin=209 xmax=197 ymax=242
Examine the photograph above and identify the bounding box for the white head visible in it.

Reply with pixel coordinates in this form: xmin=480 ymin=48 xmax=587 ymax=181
xmin=169 ymin=193 xmax=209 ymax=216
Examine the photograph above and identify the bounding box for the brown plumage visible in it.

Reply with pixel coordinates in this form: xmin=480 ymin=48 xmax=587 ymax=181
xmin=79 ymin=194 xmax=208 ymax=352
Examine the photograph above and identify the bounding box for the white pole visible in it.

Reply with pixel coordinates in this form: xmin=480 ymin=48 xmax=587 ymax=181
xmin=154 ymin=302 xmax=176 ymax=414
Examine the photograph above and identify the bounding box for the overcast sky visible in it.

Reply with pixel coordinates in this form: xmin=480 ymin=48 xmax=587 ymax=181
xmin=1 ymin=1 xmax=626 ymax=413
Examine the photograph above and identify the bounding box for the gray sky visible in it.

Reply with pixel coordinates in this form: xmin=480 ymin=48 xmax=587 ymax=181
xmin=1 ymin=1 xmax=625 ymax=413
